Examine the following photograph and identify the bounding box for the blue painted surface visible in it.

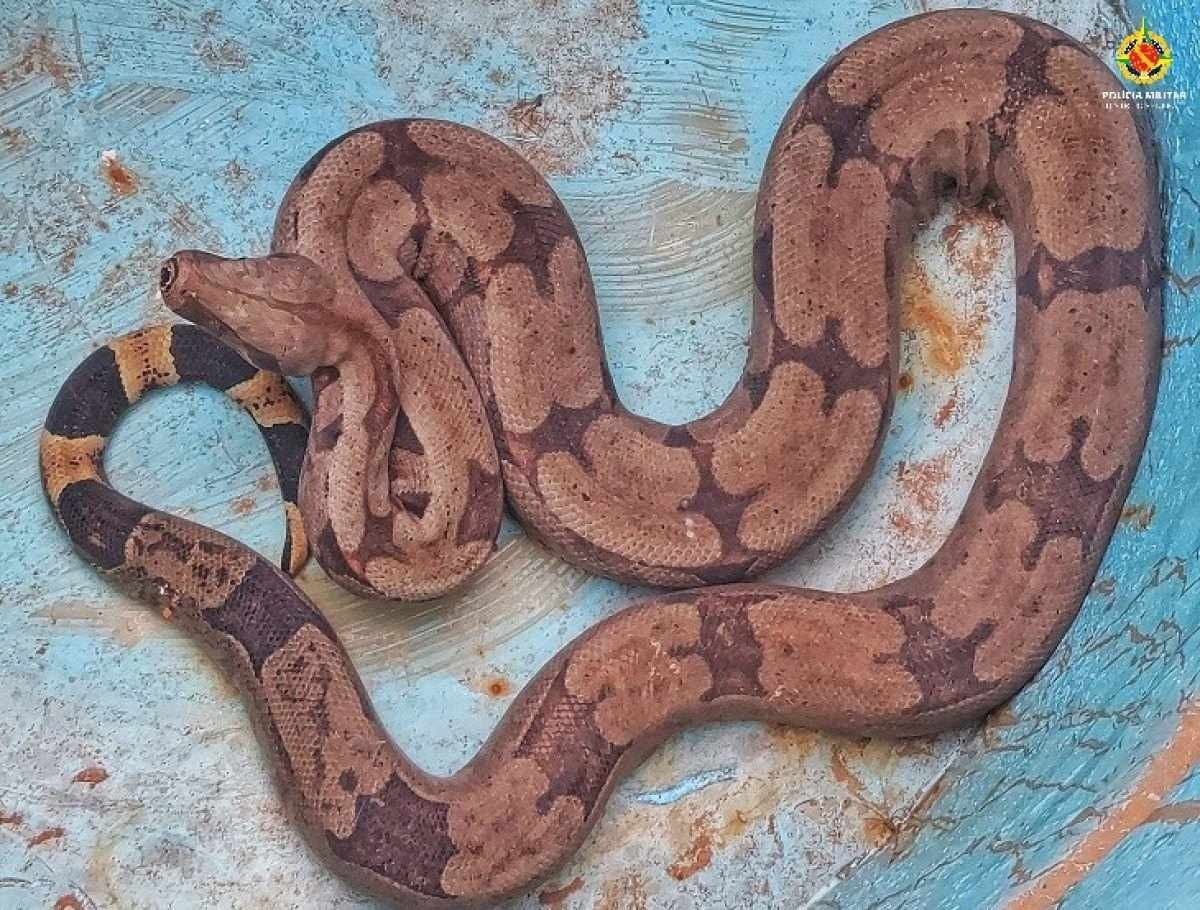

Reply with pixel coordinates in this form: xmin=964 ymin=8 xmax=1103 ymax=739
xmin=0 ymin=1 xmax=1195 ymax=908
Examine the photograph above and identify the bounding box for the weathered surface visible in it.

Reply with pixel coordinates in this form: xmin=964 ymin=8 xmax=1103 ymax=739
xmin=0 ymin=1 xmax=1190 ymax=909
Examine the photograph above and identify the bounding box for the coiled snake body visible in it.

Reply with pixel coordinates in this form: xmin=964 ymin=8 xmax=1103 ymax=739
xmin=41 ymin=11 xmax=1161 ymax=907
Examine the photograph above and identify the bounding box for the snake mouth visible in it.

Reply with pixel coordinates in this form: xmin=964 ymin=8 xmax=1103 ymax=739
xmin=159 ymin=258 xmax=179 ymax=292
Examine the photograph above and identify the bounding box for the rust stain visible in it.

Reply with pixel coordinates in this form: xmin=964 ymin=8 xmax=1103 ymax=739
xmin=1007 ymin=703 xmax=1200 ymax=909
xmin=934 ymin=389 xmax=958 ymax=428
xmin=467 ymin=672 xmax=513 ymax=698
xmin=765 ymin=724 xmax=820 ymax=761
xmin=901 ymin=263 xmax=985 ymax=375
xmin=100 ymin=151 xmax=139 ymax=197
xmin=230 ymin=496 xmax=256 ymax=516
xmin=667 ymin=820 xmax=713 ymax=880
xmin=897 ymin=371 xmax=914 ymax=393
xmin=594 ymin=873 xmax=648 ymax=910
xmin=895 ymin=456 xmax=950 ymax=515
xmin=663 ymin=775 xmax=781 ymax=883
xmin=863 ymin=813 xmax=900 ymax=849
xmin=941 ymin=207 xmax=1005 ymax=284
xmin=256 ymin=473 xmax=278 ymax=492
xmin=887 ymin=454 xmax=953 ymax=548
xmin=0 ymin=33 xmax=75 ymax=91
xmin=27 ymin=826 xmax=65 ymax=848
xmin=0 ymin=125 xmax=28 ymax=152
xmin=53 ymin=897 xmax=85 ymax=910
xmin=538 ymin=875 xmax=584 ymax=906
xmin=0 ymin=810 xmax=22 ymax=826
xmin=1120 ymin=503 xmax=1155 ymax=530
xmin=72 ymin=766 xmax=109 ymax=787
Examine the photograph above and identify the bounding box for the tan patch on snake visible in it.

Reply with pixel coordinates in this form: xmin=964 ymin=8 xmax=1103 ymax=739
xmin=564 ymin=605 xmax=711 ymax=745
xmin=109 ymin=326 xmax=179 ymax=401
xmin=929 ymin=499 xmax=1083 ymax=681
xmin=421 ymin=168 xmax=517 ymax=262
xmin=1012 ymin=47 xmax=1147 ymax=262
xmin=284 ymin=502 xmax=307 ymax=575
xmin=124 ymin=518 xmax=256 ymax=612
xmin=825 ymin=14 xmax=1023 ymax=107
xmin=974 ymin=536 xmax=1083 ymax=682
xmin=40 ymin=432 xmax=104 ymax=505
xmin=260 ymin=625 xmax=397 ymax=838
xmin=228 ymin=370 xmax=307 ymax=427
xmin=534 ymin=450 xmax=722 ymax=569
xmin=276 ymin=130 xmax=386 ymax=260
xmin=407 ymin=120 xmax=556 ymax=207
xmin=866 ymin=68 xmax=1007 ymax=162
xmin=1012 ymin=287 xmax=1150 ymax=480
xmin=710 ymin=362 xmax=882 ymax=551
xmin=442 ymin=758 xmax=584 ymax=897
xmin=486 ymin=249 xmax=605 ymax=434
xmin=532 ymin=414 xmax=721 ymax=569
xmin=766 ymin=126 xmax=889 ymax=365
xmin=346 ymin=179 xmax=418 ymax=281
xmin=749 ymin=596 xmax=923 ymax=719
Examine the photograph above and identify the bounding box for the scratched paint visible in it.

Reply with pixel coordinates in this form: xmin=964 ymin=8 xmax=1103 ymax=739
xmin=0 ymin=2 xmax=1192 ymax=910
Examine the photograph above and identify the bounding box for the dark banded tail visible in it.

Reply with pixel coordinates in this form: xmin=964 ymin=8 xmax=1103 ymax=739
xmin=40 ymin=324 xmax=312 ymax=576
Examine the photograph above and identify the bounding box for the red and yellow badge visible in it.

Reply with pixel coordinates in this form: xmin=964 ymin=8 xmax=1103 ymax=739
xmin=1115 ymin=18 xmax=1173 ymax=85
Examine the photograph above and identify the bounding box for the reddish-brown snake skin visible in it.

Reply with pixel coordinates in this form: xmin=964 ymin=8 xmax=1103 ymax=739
xmin=41 ymin=11 xmax=1161 ymax=907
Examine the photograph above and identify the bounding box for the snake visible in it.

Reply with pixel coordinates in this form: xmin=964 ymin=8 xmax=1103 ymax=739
xmin=40 ymin=9 xmax=1161 ymax=908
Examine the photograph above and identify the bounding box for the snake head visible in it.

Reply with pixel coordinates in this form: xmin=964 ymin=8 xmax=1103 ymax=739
xmin=160 ymin=250 xmax=346 ymax=375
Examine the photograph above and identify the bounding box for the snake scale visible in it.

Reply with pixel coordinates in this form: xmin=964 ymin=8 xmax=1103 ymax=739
xmin=41 ymin=10 xmax=1161 ymax=907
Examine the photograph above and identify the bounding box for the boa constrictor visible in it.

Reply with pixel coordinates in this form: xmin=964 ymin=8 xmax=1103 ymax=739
xmin=41 ymin=10 xmax=1161 ymax=907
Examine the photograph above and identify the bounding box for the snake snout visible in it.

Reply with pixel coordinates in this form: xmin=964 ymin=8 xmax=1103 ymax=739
xmin=159 ymin=257 xmax=179 ymax=292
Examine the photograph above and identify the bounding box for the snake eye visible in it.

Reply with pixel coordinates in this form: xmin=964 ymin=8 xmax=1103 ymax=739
xmin=159 ymin=258 xmax=179 ymax=292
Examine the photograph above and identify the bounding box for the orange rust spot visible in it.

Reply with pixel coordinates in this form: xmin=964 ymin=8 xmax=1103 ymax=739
xmin=72 ymin=766 xmax=109 ymax=787
xmin=53 ymin=896 xmax=85 ymax=910
xmin=27 ymin=826 xmax=65 ymax=848
xmin=897 ymin=371 xmax=914 ymax=392
xmin=257 ymin=473 xmax=278 ymax=491
xmin=942 ymin=207 xmax=1005 ymax=284
xmin=934 ymin=390 xmax=958 ymax=428
xmin=0 ymin=34 xmax=74 ymax=91
xmin=230 ymin=496 xmax=256 ymax=516
xmin=901 ymin=264 xmax=985 ymax=375
xmin=829 ymin=745 xmax=866 ymax=798
xmin=100 ymin=152 xmax=139 ymax=196
xmin=863 ymin=814 xmax=899 ymax=849
xmin=538 ymin=875 xmax=584 ymax=906
xmin=1007 ymin=703 xmax=1200 ymax=909
xmin=765 ymin=724 xmax=820 ymax=760
xmin=594 ymin=874 xmax=648 ymax=910
xmin=1120 ymin=503 xmax=1155 ymax=530
xmin=895 ymin=455 xmax=950 ymax=517
xmin=471 ymin=673 xmax=512 ymax=698
xmin=667 ymin=823 xmax=713 ymax=880
xmin=0 ymin=810 xmax=21 ymax=826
